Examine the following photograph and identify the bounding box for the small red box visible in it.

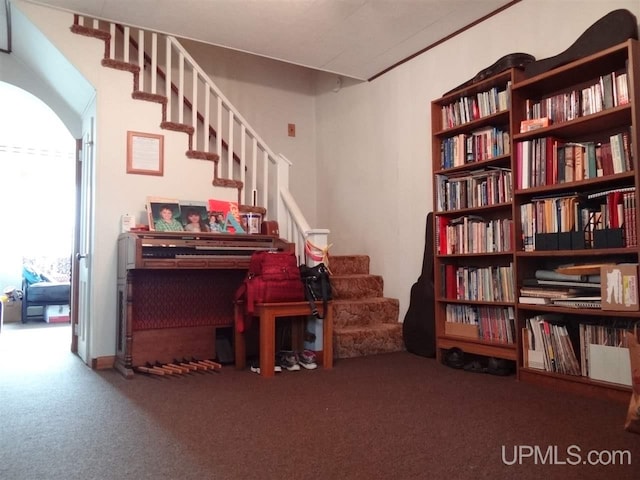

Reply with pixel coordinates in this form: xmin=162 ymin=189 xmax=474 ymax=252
xmin=45 ymin=304 xmax=70 ymax=323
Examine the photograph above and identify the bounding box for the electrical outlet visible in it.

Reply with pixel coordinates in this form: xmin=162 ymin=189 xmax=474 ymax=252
xmin=288 ymin=123 xmax=296 ymax=137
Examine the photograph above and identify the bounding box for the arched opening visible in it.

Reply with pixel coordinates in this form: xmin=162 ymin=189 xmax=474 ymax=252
xmin=0 ymin=81 xmax=75 ymax=360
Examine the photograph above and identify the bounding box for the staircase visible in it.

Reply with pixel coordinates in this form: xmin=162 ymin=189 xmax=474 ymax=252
xmin=67 ymin=14 xmax=405 ymax=359
xmin=330 ymin=255 xmax=404 ymax=358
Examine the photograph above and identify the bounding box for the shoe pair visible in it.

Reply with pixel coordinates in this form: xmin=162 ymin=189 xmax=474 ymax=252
xmin=297 ymin=349 xmax=317 ymax=370
xmin=250 ymin=349 xmax=318 ymax=374
xmin=250 ymin=362 xmax=282 ymax=374
xmin=277 ymin=350 xmax=300 ymax=371
xmin=278 ymin=350 xmax=319 ymax=371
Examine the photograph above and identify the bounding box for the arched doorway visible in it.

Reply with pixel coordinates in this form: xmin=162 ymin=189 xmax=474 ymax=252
xmin=0 ymin=81 xmax=75 ymax=361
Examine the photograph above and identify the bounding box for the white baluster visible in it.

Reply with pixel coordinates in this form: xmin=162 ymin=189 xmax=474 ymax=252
xmin=137 ymin=30 xmax=144 ymax=92
xmin=178 ymin=52 xmax=184 ymax=124
xmin=165 ymin=37 xmax=172 ymax=121
xmin=150 ymin=33 xmax=157 ymax=94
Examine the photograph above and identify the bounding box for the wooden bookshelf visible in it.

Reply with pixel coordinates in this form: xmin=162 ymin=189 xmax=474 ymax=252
xmin=431 ymin=68 xmax=521 ymax=364
xmin=432 ymin=39 xmax=640 ymax=402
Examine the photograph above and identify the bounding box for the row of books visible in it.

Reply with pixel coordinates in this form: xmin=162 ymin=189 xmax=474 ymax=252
xmin=519 ymin=263 xmax=640 ymax=313
xmin=437 ymin=215 xmax=513 ymax=255
xmin=523 ymin=314 xmax=581 ymax=376
xmin=439 ymin=127 xmax=510 ymax=170
xmin=441 ymin=262 xmax=515 ymax=302
xmin=515 ymin=131 xmax=632 ymax=190
xmin=524 ymin=71 xmax=629 ymax=124
xmin=520 ymin=194 xmax=580 ymax=236
xmin=519 ymin=187 xmax=637 ymax=250
xmin=440 ymin=83 xmax=510 ymax=130
xmin=434 ymin=167 xmax=513 ymax=212
xmin=445 ymin=305 xmax=515 ymax=345
xmin=519 ymin=268 xmax=601 ymax=305
xmin=523 ymin=315 xmax=637 ymax=386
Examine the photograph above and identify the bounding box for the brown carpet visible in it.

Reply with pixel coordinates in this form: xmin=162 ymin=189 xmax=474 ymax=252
xmin=0 ymin=323 xmax=638 ymax=480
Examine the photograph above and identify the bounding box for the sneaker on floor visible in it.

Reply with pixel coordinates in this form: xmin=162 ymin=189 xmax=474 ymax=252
xmin=298 ymin=349 xmax=318 ymax=370
xmin=277 ymin=350 xmax=300 ymax=371
xmin=250 ymin=362 xmax=282 ymax=374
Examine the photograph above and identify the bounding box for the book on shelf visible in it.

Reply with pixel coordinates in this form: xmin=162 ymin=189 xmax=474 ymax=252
xmin=520 ymin=117 xmax=550 ymax=133
xmin=586 ymin=186 xmax=636 ymax=200
xmin=522 ymin=327 xmax=545 ymax=370
xmin=551 ymin=296 xmax=601 ymax=309
xmin=519 ymin=286 xmax=585 ymax=298
xmin=525 ymin=315 xmax=580 ymax=375
xmin=534 ymin=269 xmax=587 ymax=282
xmin=519 ymin=296 xmax=552 ymax=305
xmin=522 ymin=278 xmax=601 ymax=289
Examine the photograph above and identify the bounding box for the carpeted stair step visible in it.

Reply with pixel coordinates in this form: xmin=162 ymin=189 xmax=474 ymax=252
xmin=326 ymin=254 xmax=405 ymax=359
xmin=334 ymin=323 xmax=405 ymax=359
xmin=329 ymin=255 xmax=369 ymax=275
xmin=332 ymin=297 xmax=399 ymax=329
xmin=331 ymin=274 xmax=383 ymax=299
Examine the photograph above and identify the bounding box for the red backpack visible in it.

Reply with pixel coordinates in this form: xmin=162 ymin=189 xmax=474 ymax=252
xmin=234 ymin=251 xmax=305 ymax=332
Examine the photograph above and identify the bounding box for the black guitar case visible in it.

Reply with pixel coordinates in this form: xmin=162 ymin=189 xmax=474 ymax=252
xmin=524 ymin=9 xmax=638 ymax=78
xmin=402 ymin=213 xmax=436 ymax=358
xmin=444 ymin=52 xmax=535 ymax=96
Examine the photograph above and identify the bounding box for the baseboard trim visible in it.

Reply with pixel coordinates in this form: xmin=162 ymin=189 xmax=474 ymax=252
xmin=92 ymin=356 xmax=115 ymax=370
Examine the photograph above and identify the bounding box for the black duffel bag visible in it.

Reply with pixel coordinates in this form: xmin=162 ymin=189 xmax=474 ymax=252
xmin=299 ymin=263 xmax=332 ymax=319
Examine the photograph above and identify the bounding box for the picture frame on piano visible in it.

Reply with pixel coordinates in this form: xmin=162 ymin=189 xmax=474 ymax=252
xmin=179 ymin=200 xmax=211 ymax=233
xmin=241 ymin=212 xmax=262 ymax=234
xmin=146 ymin=196 xmax=183 ymax=232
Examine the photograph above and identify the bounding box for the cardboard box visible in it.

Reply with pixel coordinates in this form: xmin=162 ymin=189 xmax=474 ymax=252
xmin=601 ymin=264 xmax=639 ymax=311
xmin=45 ymin=304 xmax=70 ymax=323
xmin=444 ymin=322 xmax=479 ymax=339
xmin=2 ymin=299 xmax=22 ymax=323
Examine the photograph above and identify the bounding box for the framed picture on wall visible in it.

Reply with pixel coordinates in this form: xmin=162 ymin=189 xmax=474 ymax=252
xmin=127 ymin=131 xmax=164 ymax=176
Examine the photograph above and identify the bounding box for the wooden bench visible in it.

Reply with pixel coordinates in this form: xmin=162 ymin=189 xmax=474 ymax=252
xmin=234 ymin=301 xmax=333 ymax=378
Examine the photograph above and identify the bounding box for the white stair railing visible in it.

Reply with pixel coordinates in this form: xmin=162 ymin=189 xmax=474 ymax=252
xmin=75 ymin=15 xmax=329 ymax=260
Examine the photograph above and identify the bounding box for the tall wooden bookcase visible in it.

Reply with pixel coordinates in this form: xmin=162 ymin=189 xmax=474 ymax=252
xmin=432 ymin=39 xmax=640 ymax=402
xmin=431 ymin=68 xmax=521 ymax=364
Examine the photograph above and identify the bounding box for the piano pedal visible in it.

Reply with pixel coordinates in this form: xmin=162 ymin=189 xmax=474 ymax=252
xmin=134 ymin=365 xmax=166 ymax=376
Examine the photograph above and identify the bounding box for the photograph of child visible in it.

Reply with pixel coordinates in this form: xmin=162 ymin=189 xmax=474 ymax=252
xmin=182 ymin=206 xmax=211 ymax=232
xmin=150 ymin=202 xmax=183 ymax=232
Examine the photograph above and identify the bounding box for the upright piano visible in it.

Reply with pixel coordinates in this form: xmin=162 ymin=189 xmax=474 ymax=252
xmin=115 ymin=231 xmax=292 ymax=378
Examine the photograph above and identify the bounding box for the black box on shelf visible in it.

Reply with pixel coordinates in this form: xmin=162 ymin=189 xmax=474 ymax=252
xmin=558 ymin=232 xmax=572 ymax=250
xmin=535 ymin=231 xmax=586 ymax=251
xmin=535 ymin=233 xmax=558 ymax=251
xmin=593 ymin=228 xmax=624 ymax=249
xmin=571 ymin=231 xmax=585 ymax=249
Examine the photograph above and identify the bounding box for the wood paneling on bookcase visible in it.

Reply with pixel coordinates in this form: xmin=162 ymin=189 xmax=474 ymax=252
xmin=432 ymin=39 xmax=640 ymax=402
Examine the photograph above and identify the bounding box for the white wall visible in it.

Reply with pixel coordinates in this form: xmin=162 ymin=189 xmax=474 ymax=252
xmin=315 ymin=0 xmax=640 ymax=324
xmin=182 ymin=40 xmax=319 ymax=226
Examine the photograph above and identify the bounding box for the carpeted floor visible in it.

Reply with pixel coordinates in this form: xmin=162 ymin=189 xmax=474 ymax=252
xmin=0 ymin=322 xmax=638 ymax=480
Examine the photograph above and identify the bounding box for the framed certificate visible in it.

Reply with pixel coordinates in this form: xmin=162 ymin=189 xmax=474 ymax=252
xmin=126 ymin=131 xmax=164 ymax=176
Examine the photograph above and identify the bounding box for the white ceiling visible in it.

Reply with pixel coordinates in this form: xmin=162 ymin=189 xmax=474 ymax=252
xmin=21 ymin=0 xmax=515 ymax=80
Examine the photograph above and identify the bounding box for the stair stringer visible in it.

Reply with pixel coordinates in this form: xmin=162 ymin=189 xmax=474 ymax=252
xmin=70 ymin=21 xmax=257 ymax=209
